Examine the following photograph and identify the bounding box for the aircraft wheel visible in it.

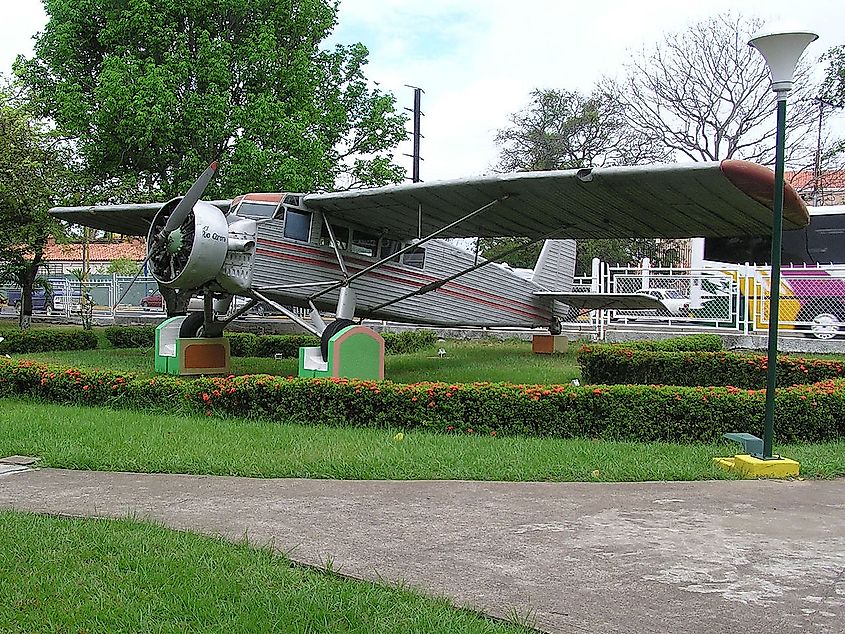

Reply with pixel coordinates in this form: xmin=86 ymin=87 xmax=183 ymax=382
xmin=811 ymin=313 xmax=840 ymax=340
xmin=179 ymin=311 xmax=207 ymax=338
xmin=548 ymin=317 xmax=563 ymax=335
xmin=320 ymin=318 xmax=355 ymax=361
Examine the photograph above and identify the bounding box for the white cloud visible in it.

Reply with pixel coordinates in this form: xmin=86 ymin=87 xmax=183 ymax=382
xmin=3 ymin=0 xmax=844 ymax=182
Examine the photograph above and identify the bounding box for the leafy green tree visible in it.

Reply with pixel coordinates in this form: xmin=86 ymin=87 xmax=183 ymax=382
xmin=104 ymin=257 xmax=141 ymax=276
xmin=495 ymin=86 xmax=667 ymax=172
xmin=487 ymin=86 xmax=667 ymax=269
xmin=16 ymin=0 xmax=407 ymax=201
xmin=0 ymin=86 xmax=70 ymax=329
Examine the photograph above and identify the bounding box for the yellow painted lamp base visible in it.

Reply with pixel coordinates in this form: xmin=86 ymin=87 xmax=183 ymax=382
xmin=714 ymin=454 xmax=800 ymax=479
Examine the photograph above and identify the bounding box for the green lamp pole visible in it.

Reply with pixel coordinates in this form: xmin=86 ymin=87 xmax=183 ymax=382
xmin=749 ymin=30 xmax=818 ymax=459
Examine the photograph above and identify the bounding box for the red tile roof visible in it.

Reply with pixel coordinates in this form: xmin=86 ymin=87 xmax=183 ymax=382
xmin=786 ymin=170 xmax=845 ymax=191
xmin=44 ymin=239 xmax=146 ymax=263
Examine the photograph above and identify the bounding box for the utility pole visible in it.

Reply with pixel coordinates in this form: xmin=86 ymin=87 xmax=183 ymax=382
xmin=404 ymin=85 xmax=424 ymax=182
xmin=812 ymin=96 xmax=838 ymax=205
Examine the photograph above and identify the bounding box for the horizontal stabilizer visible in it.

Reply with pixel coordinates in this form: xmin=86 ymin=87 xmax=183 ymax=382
xmin=536 ymin=292 xmax=665 ymax=311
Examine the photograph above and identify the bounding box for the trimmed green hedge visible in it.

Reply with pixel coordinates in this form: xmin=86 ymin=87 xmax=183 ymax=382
xmin=0 ymin=329 xmax=98 ymax=355
xmin=619 ymin=333 xmax=723 ymax=352
xmin=578 ymin=345 xmax=845 ymax=389
xmin=2 ymin=358 xmax=842 ymax=443
xmin=104 ymin=326 xmax=437 ymax=357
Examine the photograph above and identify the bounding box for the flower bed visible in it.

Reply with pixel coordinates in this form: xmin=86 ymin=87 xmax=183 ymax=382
xmin=2 ymin=358 xmax=842 ymax=443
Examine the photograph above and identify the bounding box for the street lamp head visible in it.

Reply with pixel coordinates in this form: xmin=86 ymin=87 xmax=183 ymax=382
xmin=749 ymin=29 xmax=818 ymax=96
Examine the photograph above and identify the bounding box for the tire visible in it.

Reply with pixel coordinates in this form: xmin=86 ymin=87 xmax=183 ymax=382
xmin=810 ymin=313 xmax=840 ymax=340
xmin=179 ymin=311 xmax=206 ymax=338
xmin=320 ymin=318 xmax=355 ymax=361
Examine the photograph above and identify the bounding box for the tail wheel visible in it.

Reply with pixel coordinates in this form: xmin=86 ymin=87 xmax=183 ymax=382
xmin=320 ymin=318 xmax=355 ymax=361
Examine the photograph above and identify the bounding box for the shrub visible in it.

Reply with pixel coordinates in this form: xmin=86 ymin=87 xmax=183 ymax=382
xmin=2 ymin=358 xmax=843 ymax=443
xmin=0 ymin=329 xmax=98 ymax=354
xmin=578 ymin=345 xmax=845 ymax=388
xmin=101 ymin=326 xmax=437 ymax=358
xmin=103 ymin=325 xmax=156 ymax=348
xmin=382 ymin=330 xmax=438 ymax=354
xmin=620 ymin=333 xmax=723 ymax=352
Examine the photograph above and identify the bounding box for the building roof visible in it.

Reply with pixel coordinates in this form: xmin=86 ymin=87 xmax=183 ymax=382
xmin=44 ymin=239 xmax=146 ymax=263
xmin=786 ymin=170 xmax=845 ymax=192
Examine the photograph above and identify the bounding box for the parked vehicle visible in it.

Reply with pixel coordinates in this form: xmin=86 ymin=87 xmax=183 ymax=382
xmin=636 ymin=288 xmax=690 ymax=317
xmin=140 ymin=292 xmax=164 ymax=309
xmin=6 ymin=288 xmax=54 ymax=312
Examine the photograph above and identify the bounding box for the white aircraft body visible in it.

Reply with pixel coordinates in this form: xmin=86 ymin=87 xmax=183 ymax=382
xmin=51 ymin=159 xmax=809 ymax=347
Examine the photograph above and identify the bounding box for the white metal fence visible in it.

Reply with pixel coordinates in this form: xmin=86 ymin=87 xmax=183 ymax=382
xmin=560 ymin=259 xmax=845 ymax=341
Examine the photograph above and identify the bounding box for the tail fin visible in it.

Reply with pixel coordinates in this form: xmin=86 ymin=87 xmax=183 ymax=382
xmin=532 ymin=239 xmax=576 ymax=290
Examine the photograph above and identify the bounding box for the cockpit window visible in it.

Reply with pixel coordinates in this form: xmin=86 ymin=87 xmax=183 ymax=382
xmin=283 ymin=208 xmax=312 ymax=242
xmin=236 ymin=201 xmax=278 ymax=219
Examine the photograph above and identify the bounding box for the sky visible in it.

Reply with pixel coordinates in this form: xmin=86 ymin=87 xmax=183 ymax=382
xmin=3 ymin=0 xmax=845 ymax=182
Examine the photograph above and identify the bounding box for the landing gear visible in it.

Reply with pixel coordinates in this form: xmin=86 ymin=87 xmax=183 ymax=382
xmin=179 ymin=311 xmax=224 ymax=338
xmin=320 ymin=318 xmax=355 ymax=361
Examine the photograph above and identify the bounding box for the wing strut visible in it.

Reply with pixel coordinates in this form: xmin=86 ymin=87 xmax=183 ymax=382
xmin=362 ymin=229 xmax=558 ymax=318
xmin=309 ymin=195 xmax=510 ymax=303
xmin=251 ymin=290 xmax=321 ymax=336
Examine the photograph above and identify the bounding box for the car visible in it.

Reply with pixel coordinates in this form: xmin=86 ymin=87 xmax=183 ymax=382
xmin=636 ymin=288 xmax=690 ymax=317
xmin=140 ymin=292 xmax=204 ymax=311
xmin=6 ymin=288 xmax=54 ymax=313
xmin=140 ymin=292 xmax=164 ymax=309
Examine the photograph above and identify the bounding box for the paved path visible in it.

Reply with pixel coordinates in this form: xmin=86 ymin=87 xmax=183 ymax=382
xmin=1 ymin=468 xmax=843 ymax=633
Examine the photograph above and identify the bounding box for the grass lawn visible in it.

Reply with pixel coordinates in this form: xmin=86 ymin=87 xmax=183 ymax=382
xmin=0 ymin=511 xmax=530 ymax=634
xmin=11 ymin=338 xmax=584 ymax=384
xmin=3 ymin=399 xmax=843 ymax=480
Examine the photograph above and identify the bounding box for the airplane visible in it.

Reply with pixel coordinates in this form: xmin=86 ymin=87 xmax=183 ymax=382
xmin=50 ymin=158 xmax=809 ymax=357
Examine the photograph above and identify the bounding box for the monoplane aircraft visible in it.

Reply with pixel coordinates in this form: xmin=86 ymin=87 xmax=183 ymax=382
xmin=51 ymin=159 xmax=809 ymax=352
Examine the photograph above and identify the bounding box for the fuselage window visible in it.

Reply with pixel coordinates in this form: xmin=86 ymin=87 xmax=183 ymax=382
xmin=380 ymin=239 xmax=403 ymax=262
xmin=402 ymin=247 xmax=425 ymax=269
xmin=350 ymin=230 xmax=378 ymax=257
xmin=320 ymin=224 xmax=349 ymax=250
xmin=283 ymin=208 xmax=312 ymax=242
xmin=237 ymin=201 xmax=277 ymax=219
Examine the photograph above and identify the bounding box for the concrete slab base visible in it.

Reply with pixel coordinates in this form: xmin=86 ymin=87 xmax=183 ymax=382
xmin=714 ymin=454 xmax=800 ymax=478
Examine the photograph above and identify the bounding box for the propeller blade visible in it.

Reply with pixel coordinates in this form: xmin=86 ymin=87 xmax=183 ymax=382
xmin=162 ymin=160 xmax=219 ymax=235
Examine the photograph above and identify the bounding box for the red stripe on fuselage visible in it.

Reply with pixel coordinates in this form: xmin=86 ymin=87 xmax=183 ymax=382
xmin=257 ymin=238 xmax=548 ymax=316
xmin=254 ymin=242 xmax=550 ymax=321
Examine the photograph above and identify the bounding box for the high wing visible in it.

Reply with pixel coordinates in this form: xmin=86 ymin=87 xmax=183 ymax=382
xmin=304 ymin=160 xmax=809 ymax=239
xmin=534 ymin=292 xmax=666 ymax=311
xmin=49 ymin=200 xmax=232 ymax=236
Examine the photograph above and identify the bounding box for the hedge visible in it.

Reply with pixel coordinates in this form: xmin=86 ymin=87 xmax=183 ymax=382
xmin=104 ymin=325 xmax=437 ymax=357
xmin=578 ymin=345 xmax=845 ymax=389
xmin=0 ymin=329 xmax=98 ymax=355
xmin=2 ymin=358 xmax=842 ymax=443
xmin=619 ymin=333 xmax=723 ymax=352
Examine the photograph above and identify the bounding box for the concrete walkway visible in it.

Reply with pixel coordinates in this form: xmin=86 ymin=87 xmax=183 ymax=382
xmin=1 ymin=468 xmax=843 ymax=633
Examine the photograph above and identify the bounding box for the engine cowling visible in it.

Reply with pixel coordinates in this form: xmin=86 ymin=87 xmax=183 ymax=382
xmin=147 ymin=199 xmax=230 ymax=289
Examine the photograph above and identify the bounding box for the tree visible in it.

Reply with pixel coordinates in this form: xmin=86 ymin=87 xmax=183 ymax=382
xmin=0 ymin=86 xmax=69 ymax=329
xmin=487 ymin=86 xmax=668 ymax=269
xmin=105 ymin=257 xmax=141 ymax=276
xmin=821 ymin=45 xmax=845 ymax=108
xmin=618 ymin=13 xmax=818 ymax=168
xmin=16 ymin=0 xmax=407 ymax=202
xmin=495 ymin=86 xmax=668 ymax=173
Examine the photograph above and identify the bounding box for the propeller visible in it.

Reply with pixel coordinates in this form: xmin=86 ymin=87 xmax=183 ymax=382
xmin=112 ymin=161 xmax=219 ymax=309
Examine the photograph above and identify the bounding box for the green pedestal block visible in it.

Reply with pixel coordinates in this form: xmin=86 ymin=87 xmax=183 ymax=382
xmin=299 ymin=325 xmax=384 ymax=380
xmin=154 ymin=317 xmax=230 ymax=376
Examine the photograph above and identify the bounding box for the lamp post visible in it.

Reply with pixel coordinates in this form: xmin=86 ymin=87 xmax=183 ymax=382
xmin=749 ymin=30 xmax=818 ymax=459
